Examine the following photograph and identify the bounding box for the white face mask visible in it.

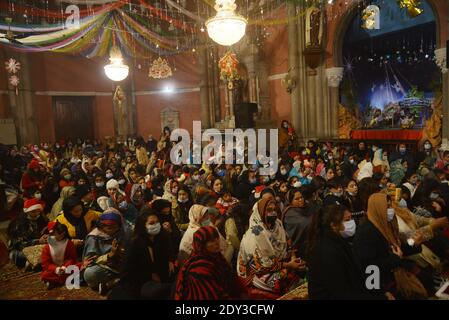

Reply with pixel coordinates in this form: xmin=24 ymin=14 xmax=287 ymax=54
xmin=387 ymin=208 xmax=395 ymax=221
xmin=140 ymin=183 xmax=146 ymax=190
xmin=424 ymin=143 xmax=431 ymax=150
xmin=398 ymin=198 xmax=408 ymax=208
xmin=178 ymin=197 xmax=189 ymax=203
xmin=201 ymin=218 xmax=212 ymax=227
xmin=106 ymin=173 xmax=113 ymax=179
xmin=146 ymin=223 xmax=161 ymax=235
xmin=385 ymin=172 xmax=390 ymax=178
xmin=293 ymin=181 xmax=301 ymax=188
xmin=348 ymin=191 xmax=357 ymax=196
xmin=349 ymin=159 xmax=355 ymax=165
xmin=34 ymin=193 xmax=42 ymax=200
xmin=430 ymin=192 xmax=439 ymax=200
xmin=96 ymin=182 xmax=105 ymax=188
xmin=333 ymin=191 xmax=343 ymax=197
xmin=340 ymin=220 xmax=356 ymax=238
xmin=280 ymin=169 xmax=288 ymax=175
xmin=118 ymin=179 xmax=126 ymax=185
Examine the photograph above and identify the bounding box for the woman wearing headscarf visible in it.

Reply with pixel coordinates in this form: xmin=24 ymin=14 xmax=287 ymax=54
xmin=353 ymin=193 xmax=428 ymax=299
xmin=162 ymin=179 xmax=178 ymax=203
xmin=49 ymin=186 xmax=76 ymax=221
xmin=372 ymin=148 xmax=390 ymax=175
xmin=59 ymin=168 xmax=75 ymax=189
xmin=282 ymin=188 xmax=313 ymax=257
xmin=129 ymin=184 xmax=145 ymax=211
xmin=82 ymin=209 xmax=130 ymax=294
xmin=175 ymin=226 xmax=243 ymax=300
xmin=237 ymin=198 xmax=305 ymax=297
xmin=151 ymin=199 xmax=181 ymax=252
xmin=55 ymin=196 xmax=101 ymax=251
xmin=178 ymin=204 xmax=232 ymax=264
xmin=172 ymin=185 xmax=194 ymax=232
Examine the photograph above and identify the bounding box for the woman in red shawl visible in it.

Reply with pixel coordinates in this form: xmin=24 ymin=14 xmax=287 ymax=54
xmin=175 ymin=226 xmax=242 ymax=300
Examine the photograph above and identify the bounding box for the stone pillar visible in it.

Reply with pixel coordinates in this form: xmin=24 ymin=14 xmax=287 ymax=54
xmin=296 ymin=6 xmax=310 ymax=141
xmin=212 ymin=47 xmax=221 ymax=123
xmin=325 ymin=67 xmax=344 ymax=139
xmin=287 ymin=2 xmax=300 ymax=134
xmin=435 ymin=48 xmax=449 ymax=148
xmin=8 ymin=53 xmax=39 ymax=145
xmin=199 ymin=47 xmax=210 ymax=129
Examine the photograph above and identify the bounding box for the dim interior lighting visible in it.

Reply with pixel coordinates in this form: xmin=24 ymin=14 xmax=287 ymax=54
xmin=104 ymin=47 xmax=129 ymax=82
xmin=205 ymin=0 xmax=247 ymax=46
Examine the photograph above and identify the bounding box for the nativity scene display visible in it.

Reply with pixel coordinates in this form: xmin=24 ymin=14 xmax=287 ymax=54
xmin=339 ymin=0 xmax=440 ymax=131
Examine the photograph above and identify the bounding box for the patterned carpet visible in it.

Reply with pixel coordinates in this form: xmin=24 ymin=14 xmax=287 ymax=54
xmin=0 ymin=263 xmax=105 ymax=300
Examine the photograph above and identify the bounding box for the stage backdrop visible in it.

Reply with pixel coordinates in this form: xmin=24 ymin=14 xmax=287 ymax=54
xmin=340 ymin=0 xmax=441 ymax=132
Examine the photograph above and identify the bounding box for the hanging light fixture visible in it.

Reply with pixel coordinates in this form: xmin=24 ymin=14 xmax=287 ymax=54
xmin=206 ymin=0 xmax=247 ymax=46
xmin=104 ymin=46 xmax=129 ymax=82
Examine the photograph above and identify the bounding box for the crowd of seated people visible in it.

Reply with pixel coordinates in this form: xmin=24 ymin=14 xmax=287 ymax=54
xmin=0 ymin=131 xmax=449 ymax=300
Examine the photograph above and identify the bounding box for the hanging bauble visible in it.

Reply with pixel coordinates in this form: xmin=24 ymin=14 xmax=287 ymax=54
xmin=148 ymin=57 xmax=173 ymax=79
xmin=398 ymin=0 xmax=423 ymax=18
xmin=5 ymin=58 xmax=21 ymax=74
xmin=9 ymin=75 xmax=20 ymax=95
xmin=361 ymin=5 xmax=380 ymax=30
xmin=218 ymin=50 xmax=240 ymax=89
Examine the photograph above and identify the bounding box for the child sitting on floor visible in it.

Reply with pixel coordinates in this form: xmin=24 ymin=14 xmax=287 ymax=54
xmin=216 ymin=191 xmax=239 ymax=216
xmin=41 ymin=221 xmax=79 ymax=289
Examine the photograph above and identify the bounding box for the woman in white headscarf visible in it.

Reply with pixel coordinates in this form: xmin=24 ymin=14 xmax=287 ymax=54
xmin=237 ymin=198 xmax=305 ymax=296
xmin=178 ymin=204 xmax=232 ymax=264
xmin=373 ymin=149 xmax=390 ymax=175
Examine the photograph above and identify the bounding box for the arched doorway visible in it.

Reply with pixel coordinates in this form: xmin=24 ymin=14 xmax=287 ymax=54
xmin=331 ymin=0 xmax=445 ymax=142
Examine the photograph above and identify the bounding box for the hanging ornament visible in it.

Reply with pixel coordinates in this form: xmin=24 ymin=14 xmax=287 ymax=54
xmin=218 ymin=50 xmax=240 ymax=90
xmin=9 ymin=75 xmax=20 ymax=95
xmin=398 ymin=0 xmax=423 ymax=18
xmin=5 ymin=58 xmax=21 ymax=74
xmin=361 ymin=5 xmax=380 ymax=30
xmin=148 ymin=57 xmax=173 ymax=79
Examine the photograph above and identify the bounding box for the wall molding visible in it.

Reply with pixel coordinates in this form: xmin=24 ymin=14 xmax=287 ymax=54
xmin=0 ymin=87 xmax=201 ymax=97
xmin=268 ymin=73 xmax=288 ymax=81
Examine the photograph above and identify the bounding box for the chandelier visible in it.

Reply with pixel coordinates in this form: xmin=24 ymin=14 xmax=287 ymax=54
xmin=205 ymin=0 xmax=247 ymax=46
xmin=104 ymin=46 xmax=129 ymax=82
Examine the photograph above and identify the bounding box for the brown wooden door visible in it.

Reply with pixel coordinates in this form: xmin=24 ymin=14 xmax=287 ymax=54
xmin=53 ymin=96 xmax=94 ymax=142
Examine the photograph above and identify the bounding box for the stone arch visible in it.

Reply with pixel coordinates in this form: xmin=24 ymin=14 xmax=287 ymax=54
xmin=330 ymin=0 xmax=443 ymax=68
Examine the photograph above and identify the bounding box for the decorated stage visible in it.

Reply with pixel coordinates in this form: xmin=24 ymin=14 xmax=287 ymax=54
xmin=351 ymin=129 xmax=423 ymax=141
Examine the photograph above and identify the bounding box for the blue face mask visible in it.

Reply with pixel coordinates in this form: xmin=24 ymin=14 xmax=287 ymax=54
xmin=119 ymin=201 xmax=128 ymax=210
xmin=201 ymin=218 xmax=212 ymax=227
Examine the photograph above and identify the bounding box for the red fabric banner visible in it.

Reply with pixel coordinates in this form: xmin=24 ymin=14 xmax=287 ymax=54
xmin=351 ymin=130 xmax=423 ymax=141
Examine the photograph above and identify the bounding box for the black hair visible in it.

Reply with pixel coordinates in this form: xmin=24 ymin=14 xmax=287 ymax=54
xmin=74 ymin=185 xmax=91 ymax=198
xmin=151 ymin=199 xmax=172 ymax=213
xmin=52 ymin=223 xmax=70 ymax=239
xmin=62 ymin=196 xmax=84 ymax=217
xmin=134 ymin=206 xmax=160 ymax=241
xmin=372 ymin=172 xmax=384 ymax=184
xmin=306 ymin=204 xmax=347 ymax=258
xmin=287 ymin=187 xmax=302 ymax=204
xmin=326 ymin=177 xmax=344 ymax=190
xmin=358 ymin=177 xmax=380 ymax=211
xmin=260 ymin=187 xmax=276 ymax=199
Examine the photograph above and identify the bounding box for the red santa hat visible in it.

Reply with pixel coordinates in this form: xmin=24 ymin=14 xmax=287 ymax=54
xmin=28 ymin=159 xmax=40 ymax=170
xmin=47 ymin=221 xmax=58 ymax=232
xmin=23 ymin=198 xmax=44 ymax=213
xmin=253 ymin=185 xmax=266 ymax=199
